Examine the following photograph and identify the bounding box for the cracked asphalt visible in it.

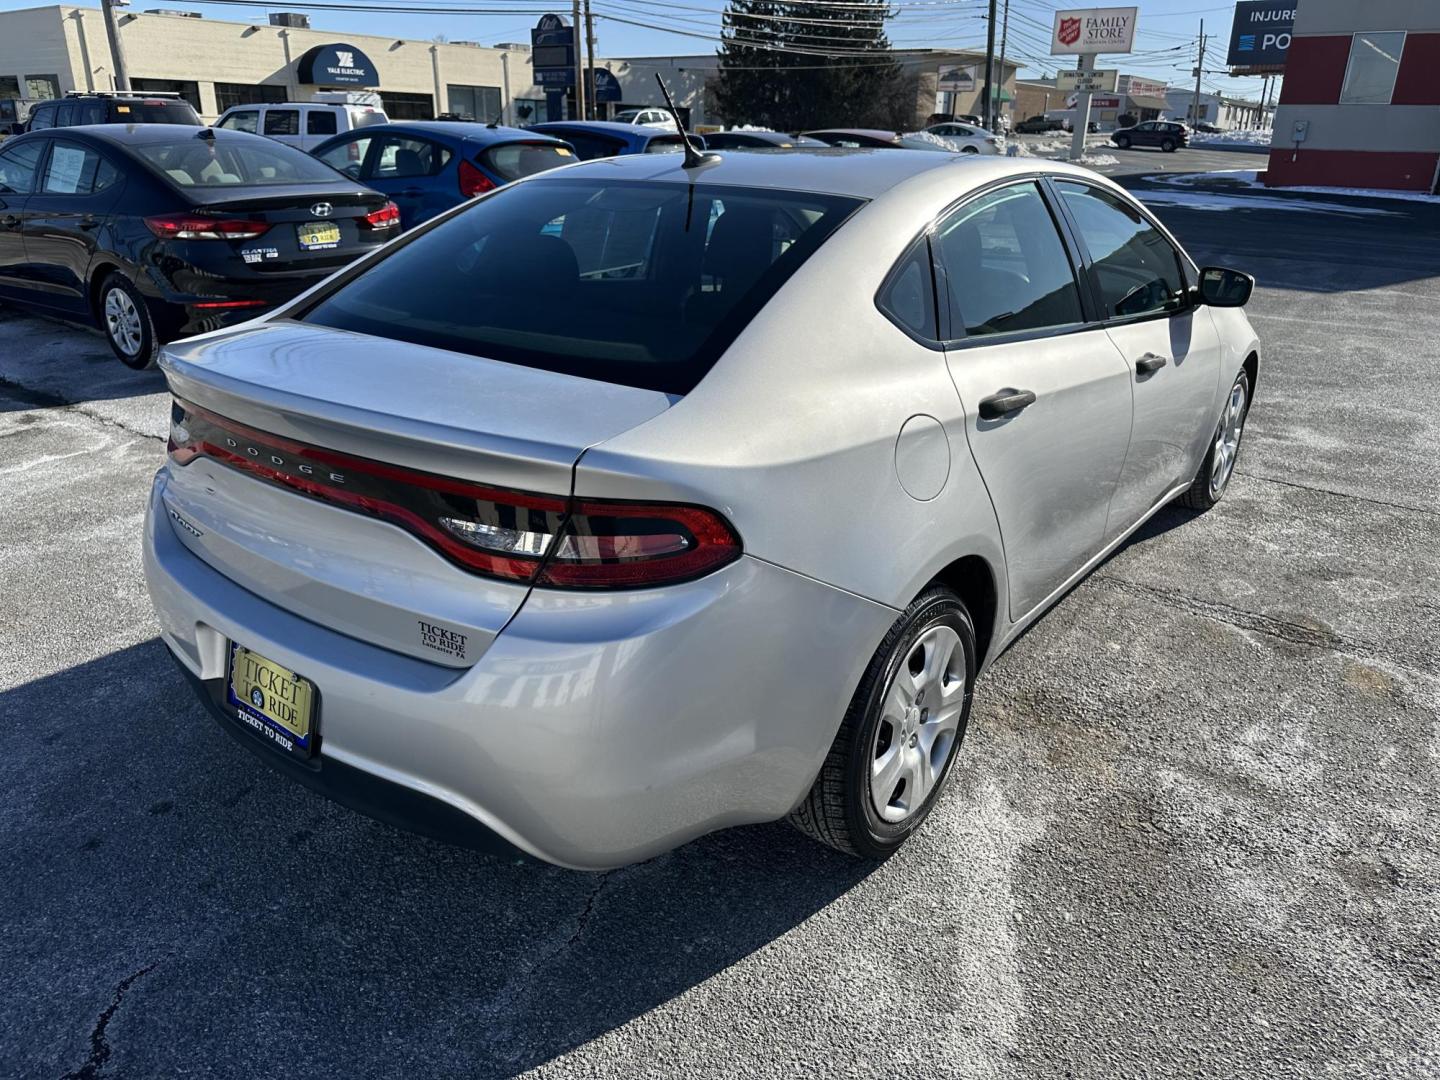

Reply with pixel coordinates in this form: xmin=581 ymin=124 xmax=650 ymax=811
xmin=2 ymin=180 xmax=1438 ymax=1079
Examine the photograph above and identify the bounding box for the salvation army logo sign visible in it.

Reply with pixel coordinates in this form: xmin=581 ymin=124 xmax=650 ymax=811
xmin=1059 ymin=18 xmax=1081 ymax=46
xmin=1051 ymin=7 xmax=1137 ymax=55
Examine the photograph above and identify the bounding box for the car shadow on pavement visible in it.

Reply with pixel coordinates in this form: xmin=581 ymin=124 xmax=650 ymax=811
xmin=0 ymin=309 xmax=168 ymax=412
xmin=2 ymin=639 xmax=878 ymax=1079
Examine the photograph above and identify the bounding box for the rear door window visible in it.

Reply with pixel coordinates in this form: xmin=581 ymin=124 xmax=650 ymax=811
xmin=302 ymin=179 xmax=863 ymax=394
xmin=28 ymin=105 xmax=55 ymax=130
xmin=263 ymin=109 xmax=300 ymax=136
xmin=307 ymin=110 xmax=338 ymax=135
xmin=38 ymin=140 xmax=118 ymax=195
xmin=372 ymin=135 xmax=451 ymax=178
xmin=933 ymin=181 xmax=1084 ymax=338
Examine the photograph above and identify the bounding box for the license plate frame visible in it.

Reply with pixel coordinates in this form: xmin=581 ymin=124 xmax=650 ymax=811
xmin=296 ymin=221 xmax=342 ymax=251
xmin=225 ymin=643 xmax=319 ymax=761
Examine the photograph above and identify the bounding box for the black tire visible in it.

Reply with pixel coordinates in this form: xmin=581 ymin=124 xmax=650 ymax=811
xmin=1161 ymin=138 xmax=1177 ymax=153
xmin=1114 ymin=134 xmax=1131 ymax=150
xmin=1180 ymin=368 xmax=1251 ymax=511
xmin=961 ymin=145 xmax=979 ymax=154
xmin=789 ymin=586 xmax=976 ymax=858
xmin=97 ymin=271 xmax=160 ymax=370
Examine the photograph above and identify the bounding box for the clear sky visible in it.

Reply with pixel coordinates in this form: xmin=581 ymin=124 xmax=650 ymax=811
xmin=0 ymin=0 xmax=1277 ymax=100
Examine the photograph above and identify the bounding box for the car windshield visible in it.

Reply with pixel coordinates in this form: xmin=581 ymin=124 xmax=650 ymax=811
xmin=302 ymin=178 xmax=862 ymax=394
xmin=132 ymin=135 xmax=345 ymax=187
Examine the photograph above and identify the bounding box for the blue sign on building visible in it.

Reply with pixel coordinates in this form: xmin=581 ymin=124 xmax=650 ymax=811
xmin=296 ymin=43 xmax=380 ymax=87
xmin=531 ymin=14 xmax=576 ymax=88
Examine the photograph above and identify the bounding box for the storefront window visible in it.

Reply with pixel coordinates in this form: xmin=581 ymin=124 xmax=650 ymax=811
xmin=1340 ymin=31 xmax=1406 ymax=105
xmin=379 ymin=91 xmax=434 ymax=120
xmin=25 ymin=75 xmax=60 ymax=100
xmin=447 ymin=84 xmax=501 ymax=121
xmin=131 ymin=77 xmax=202 ymax=114
xmin=215 ymin=82 xmax=287 ymax=112
xmin=512 ymin=98 xmax=545 ymax=123
xmin=0 ymin=76 xmax=18 ymax=98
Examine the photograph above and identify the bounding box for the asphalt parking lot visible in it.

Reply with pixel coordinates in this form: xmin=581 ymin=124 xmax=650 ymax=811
xmin=2 ymin=176 xmax=1438 ymax=1079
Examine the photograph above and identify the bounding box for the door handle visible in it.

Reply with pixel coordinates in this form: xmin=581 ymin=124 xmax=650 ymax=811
xmin=0 ymin=214 xmax=18 ymax=228
xmin=978 ymin=388 xmax=1037 ymax=420
xmin=1135 ymin=353 xmax=1168 ymax=375
xmin=79 ymin=216 xmax=99 ymax=230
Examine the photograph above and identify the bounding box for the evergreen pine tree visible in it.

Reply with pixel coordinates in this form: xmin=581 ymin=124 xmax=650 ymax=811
xmin=712 ymin=0 xmax=911 ymax=132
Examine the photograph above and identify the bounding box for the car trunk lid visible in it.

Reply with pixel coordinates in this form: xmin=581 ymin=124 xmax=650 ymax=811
xmin=158 ymin=320 xmax=674 ymax=666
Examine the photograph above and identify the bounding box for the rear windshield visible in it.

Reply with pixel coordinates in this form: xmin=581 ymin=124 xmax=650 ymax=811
xmin=302 ymin=179 xmax=862 ymax=394
xmin=110 ymin=101 xmax=199 ymax=125
xmin=133 ymin=136 xmax=346 ymax=187
xmin=480 ymin=141 xmax=575 ymax=181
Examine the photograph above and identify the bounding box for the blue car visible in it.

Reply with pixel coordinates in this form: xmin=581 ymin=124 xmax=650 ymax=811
xmin=309 ymin=121 xmax=575 ymax=229
xmin=524 ymin=120 xmax=695 ymax=160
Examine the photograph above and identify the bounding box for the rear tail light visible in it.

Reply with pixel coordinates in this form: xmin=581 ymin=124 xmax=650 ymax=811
xmin=458 ymin=159 xmax=496 ymax=198
xmin=359 ymin=201 xmax=401 ymax=230
xmin=146 ymin=214 xmax=270 ymax=240
xmin=168 ymin=399 xmax=741 ymax=589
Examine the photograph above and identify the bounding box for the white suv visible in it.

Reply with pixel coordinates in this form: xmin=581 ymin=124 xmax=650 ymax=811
xmin=612 ymin=107 xmax=677 ymax=130
xmin=215 ymin=101 xmax=388 ymax=151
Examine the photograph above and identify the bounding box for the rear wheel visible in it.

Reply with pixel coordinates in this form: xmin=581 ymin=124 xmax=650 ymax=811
xmin=98 ymin=272 xmax=160 ymax=370
xmin=789 ymin=586 xmax=975 ymax=858
xmin=1180 ymin=369 xmax=1250 ymax=511
xmin=1114 ymin=134 xmax=1131 ymax=150
xmin=962 ymin=145 xmax=979 ymax=154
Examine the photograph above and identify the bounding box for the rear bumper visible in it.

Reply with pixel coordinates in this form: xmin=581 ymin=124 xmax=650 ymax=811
xmin=143 ymin=470 xmax=896 ymax=869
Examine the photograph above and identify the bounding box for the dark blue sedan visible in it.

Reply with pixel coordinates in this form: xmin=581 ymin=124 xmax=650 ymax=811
xmin=524 ymin=120 xmax=693 ymax=160
xmin=310 ymin=121 xmax=575 ymax=229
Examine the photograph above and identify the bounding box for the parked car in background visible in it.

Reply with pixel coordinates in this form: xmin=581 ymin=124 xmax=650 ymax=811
xmin=26 ymin=91 xmax=201 ymax=131
xmin=0 ymin=97 xmax=39 ymax=139
xmin=142 ymin=150 xmax=1259 ymax=869
xmin=1112 ymin=120 xmax=1189 ymax=152
xmin=1014 ymin=115 xmax=1062 ymax=134
xmin=703 ymin=130 xmax=828 ymax=150
xmin=525 ymin=120 xmax=694 ymax=159
xmin=0 ymin=125 xmax=398 ymax=368
xmin=925 ymin=121 xmax=1002 ymax=154
xmin=612 ymin=107 xmax=678 ymax=129
xmin=310 ymin=120 xmax=574 ymax=229
xmin=1190 ymin=121 xmax=1222 ymax=134
xmin=803 ymin=128 xmax=904 ymax=148
xmin=216 ymin=101 xmax=388 ymax=152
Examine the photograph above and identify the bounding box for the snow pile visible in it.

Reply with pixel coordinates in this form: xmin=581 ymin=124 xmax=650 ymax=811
xmin=1079 ymin=153 xmax=1119 ymax=166
xmin=901 ymin=130 xmax=954 ymax=149
xmin=732 ymin=124 xmax=775 ymax=132
xmin=1191 ymin=128 xmax=1272 ymax=146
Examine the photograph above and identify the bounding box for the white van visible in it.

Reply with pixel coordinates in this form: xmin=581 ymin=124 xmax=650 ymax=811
xmin=215 ymin=99 xmax=388 ymax=151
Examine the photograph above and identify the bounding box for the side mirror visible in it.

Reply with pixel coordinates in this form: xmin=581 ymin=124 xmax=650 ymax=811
xmin=1198 ymin=266 xmax=1254 ymax=308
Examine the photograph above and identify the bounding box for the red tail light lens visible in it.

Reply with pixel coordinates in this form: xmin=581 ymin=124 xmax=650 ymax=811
xmin=146 ymin=214 xmax=270 ymax=240
xmin=458 ymin=159 xmax=497 ymax=198
xmin=167 ymin=399 xmax=741 ymax=589
xmin=359 ymin=201 xmax=401 ymax=230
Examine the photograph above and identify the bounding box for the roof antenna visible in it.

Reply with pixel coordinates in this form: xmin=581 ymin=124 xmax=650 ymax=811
xmin=486 ymin=110 xmax=502 ymax=129
xmin=654 ymin=73 xmax=716 ymax=169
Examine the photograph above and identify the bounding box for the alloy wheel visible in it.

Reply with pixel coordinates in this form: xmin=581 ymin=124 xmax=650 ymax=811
xmin=104 ymin=287 xmax=143 ymax=357
xmin=1209 ymin=378 xmax=1248 ymax=496
xmin=869 ymin=625 xmax=966 ymax=823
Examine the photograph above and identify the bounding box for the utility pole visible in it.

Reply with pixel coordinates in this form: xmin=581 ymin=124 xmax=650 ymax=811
xmin=981 ymin=0 xmax=997 ymax=129
xmin=101 ymin=0 xmax=130 ymax=92
xmin=584 ymin=0 xmax=597 ymax=121
xmin=570 ymin=0 xmax=586 ymax=121
xmin=995 ymin=0 xmax=1010 ymax=129
xmin=1191 ymin=19 xmax=1205 ymax=127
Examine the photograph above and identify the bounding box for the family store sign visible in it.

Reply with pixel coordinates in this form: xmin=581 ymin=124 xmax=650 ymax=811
xmin=1050 ymin=7 xmax=1138 ymax=55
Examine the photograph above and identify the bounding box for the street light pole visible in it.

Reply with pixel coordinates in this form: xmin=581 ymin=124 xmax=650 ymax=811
xmin=584 ymin=0 xmax=597 ymax=121
xmin=995 ymin=0 xmax=1010 ymax=128
xmin=570 ymin=0 xmax=586 ymax=121
xmin=101 ymin=0 xmax=131 ymax=92
xmin=1191 ymin=19 xmax=1205 ymax=127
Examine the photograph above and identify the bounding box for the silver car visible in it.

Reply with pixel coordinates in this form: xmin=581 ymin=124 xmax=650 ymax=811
xmin=143 ymin=150 xmax=1259 ymax=869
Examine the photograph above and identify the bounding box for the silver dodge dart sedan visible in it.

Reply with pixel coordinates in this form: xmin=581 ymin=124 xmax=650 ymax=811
xmin=143 ymin=147 xmax=1259 ymax=869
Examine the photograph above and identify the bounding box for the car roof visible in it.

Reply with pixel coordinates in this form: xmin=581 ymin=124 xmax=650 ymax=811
xmin=33 ymin=124 xmax=278 ymax=145
xmin=542 ymin=146 xmax=1111 ymax=202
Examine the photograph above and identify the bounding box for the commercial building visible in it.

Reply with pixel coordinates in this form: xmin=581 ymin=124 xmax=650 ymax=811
xmin=1266 ymin=0 xmax=1440 ymax=191
xmin=1164 ymin=89 xmax=1271 ymax=130
xmin=0 ymin=5 xmax=549 ymax=124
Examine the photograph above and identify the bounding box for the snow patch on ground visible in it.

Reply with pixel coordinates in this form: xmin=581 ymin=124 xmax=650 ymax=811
xmin=1136 ymin=187 xmax=1402 ymax=217
xmin=1144 ymin=170 xmax=1440 ymax=204
xmin=1079 ymin=153 xmax=1119 ymax=166
xmin=1192 ymin=129 xmax=1273 ymax=147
